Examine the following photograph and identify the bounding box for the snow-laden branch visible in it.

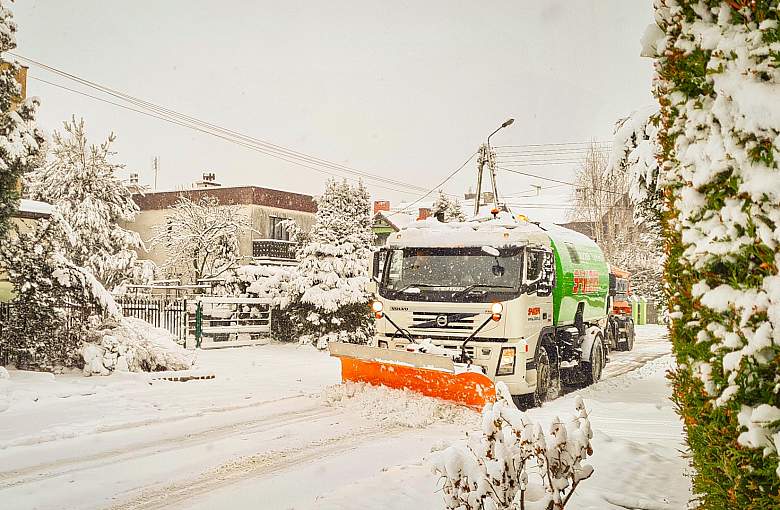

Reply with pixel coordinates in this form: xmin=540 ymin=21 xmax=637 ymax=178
xmin=431 ymin=383 xmax=594 ymax=510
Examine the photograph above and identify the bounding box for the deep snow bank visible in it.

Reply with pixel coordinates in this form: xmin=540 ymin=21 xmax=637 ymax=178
xmin=82 ymin=318 xmax=195 ymax=376
xmin=323 ymin=381 xmax=479 ymax=428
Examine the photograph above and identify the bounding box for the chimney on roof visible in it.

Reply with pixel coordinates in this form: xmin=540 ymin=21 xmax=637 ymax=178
xmin=373 ymin=200 xmax=390 ymax=214
xmin=194 ymin=172 xmax=221 ymax=189
xmin=418 ymin=207 xmax=431 ymax=221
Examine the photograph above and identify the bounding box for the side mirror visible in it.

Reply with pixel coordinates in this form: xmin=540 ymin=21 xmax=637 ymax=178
xmin=372 ymin=249 xmax=387 ymax=280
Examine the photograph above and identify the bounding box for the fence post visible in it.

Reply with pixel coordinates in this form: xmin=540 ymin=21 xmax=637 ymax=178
xmin=195 ymin=300 xmax=203 ymax=348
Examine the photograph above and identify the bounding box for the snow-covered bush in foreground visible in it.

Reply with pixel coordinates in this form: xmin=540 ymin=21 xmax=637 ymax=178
xmin=431 ymin=383 xmax=593 ymax=510
xmin=647 ymin=1 xmax=780 ymax=506
xmin=82 ymin=318 xmax=195 ymax=376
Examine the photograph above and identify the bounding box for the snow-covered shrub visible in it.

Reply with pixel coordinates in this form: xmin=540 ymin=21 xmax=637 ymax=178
xmin=289 ymin=179 xmax=374 ymax=349
xmin=27 ymin=117 xmax=140 ymax=289
xmin=0 ymin=220 xmax=86 ymax=367
xmin=0 ymin=215 xmax=125 ymax=368
xmin=431 ymin=383 xmax=594 ymax=510
xmin=82 ymin=317 xmax=195 ymax=375
xmin=231 ymin=264 xmax=295 ymax=305
xmin=647 ymin=2 xmax=780 ymax=505
xmin=0 ymin=2 xmax=44 ymax=237
xmin=230 ymin=264 xmax=298 ymax=342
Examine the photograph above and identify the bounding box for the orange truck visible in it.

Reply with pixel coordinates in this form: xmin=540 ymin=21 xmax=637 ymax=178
xmin=605 ymin=265 xmax=635 ymax=351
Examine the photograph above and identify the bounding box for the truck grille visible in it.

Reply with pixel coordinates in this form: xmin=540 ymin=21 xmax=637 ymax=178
xmin=410 ymin=311 xmax=479 ymax=331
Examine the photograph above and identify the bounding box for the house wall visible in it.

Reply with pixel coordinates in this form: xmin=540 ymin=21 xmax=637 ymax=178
xmin=123 ymin=198 xmax=316 ymax=279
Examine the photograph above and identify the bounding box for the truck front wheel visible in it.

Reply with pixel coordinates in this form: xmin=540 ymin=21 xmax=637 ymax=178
xmin=513 ymin=348 xmax=553 ymax=410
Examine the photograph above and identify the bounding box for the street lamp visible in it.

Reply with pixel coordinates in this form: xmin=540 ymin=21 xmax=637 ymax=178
xmin=487 ymin=118 xmax=515 ymax=147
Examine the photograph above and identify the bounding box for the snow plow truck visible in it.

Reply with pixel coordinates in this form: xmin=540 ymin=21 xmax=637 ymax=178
xmin=329 ymin=212 xmax=634 ymax=409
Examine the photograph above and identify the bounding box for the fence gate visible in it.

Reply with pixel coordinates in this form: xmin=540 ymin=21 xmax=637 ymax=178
xmin=192 ymin=297 xmax=272 ymax=349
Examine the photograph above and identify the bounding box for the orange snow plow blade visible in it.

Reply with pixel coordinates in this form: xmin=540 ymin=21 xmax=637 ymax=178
xmin=328 ymin=342 xmax=496 ymax=410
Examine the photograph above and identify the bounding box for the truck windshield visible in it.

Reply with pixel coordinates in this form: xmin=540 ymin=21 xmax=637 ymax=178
xmin=380 ymin=247 xmax=523 ymax=302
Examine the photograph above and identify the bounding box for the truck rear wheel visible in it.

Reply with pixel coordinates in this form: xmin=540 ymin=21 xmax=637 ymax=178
xmin=616 ymin=319 xmax=635 ymax=352
xmin=581 ymin=335 xmax=604 ymax=385
xmin=513 ymin=348 xmax=553 ymax=410
xmin=624 ymin=320 xmax=635 ymax=351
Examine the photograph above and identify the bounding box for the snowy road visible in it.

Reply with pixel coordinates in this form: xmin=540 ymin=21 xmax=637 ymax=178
xmin=0 ymin=325 xmax=689 ymax=509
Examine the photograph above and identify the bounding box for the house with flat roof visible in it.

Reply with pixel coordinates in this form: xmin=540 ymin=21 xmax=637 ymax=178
xmin=124 ymin=178 xmax=317 ymax=278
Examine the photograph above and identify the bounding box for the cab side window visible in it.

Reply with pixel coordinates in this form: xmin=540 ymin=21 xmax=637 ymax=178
xmin=525 ymin=248 xmax=555 ymax=297
xmin=526 ymin=250 xmax=543 ymax=282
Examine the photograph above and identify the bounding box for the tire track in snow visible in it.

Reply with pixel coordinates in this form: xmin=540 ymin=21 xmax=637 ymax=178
xmin=1 ymin=392 xmax=314 ymax=450
xmin=107 ymin=425 xmax=406 ymax=510
xmin=0 ymin=399 xmax=336 ymax=490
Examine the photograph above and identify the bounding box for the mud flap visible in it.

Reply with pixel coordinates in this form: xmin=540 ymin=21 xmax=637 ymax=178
xmin=329 ymin=342 xmax=496 ymax=410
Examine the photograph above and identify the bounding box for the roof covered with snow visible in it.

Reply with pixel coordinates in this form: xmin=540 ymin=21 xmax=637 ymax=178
xmin=16 ymin=199 xmax=54 ymax=219
xmin=133 ymin=186 xmax=316 ymax=213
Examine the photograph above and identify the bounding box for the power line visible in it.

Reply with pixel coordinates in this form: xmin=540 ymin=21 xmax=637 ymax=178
xmin=386 ymin=151 xmax=477 ymax=217
xmin=497 ymin=161 xmax=583 ymax=166
xmin=497 ymin=166 xmax=626 ymax=196
xmin=16 ymin=53 xmax=438 ymax=195
xmin=494 ymin=141 xmax=612 ymax=149
xmin=30 ymin=76 xmax=419 ymax=196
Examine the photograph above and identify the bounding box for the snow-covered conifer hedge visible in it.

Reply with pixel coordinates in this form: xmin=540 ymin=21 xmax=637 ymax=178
xmin=647 ymin=1 xmax=780 ymax=505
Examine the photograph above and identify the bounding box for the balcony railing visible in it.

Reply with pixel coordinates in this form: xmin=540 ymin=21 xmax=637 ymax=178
xmin=252 ymin=239 xmax=297 ymax=262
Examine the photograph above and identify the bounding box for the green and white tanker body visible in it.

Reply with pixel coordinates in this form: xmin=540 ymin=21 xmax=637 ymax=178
xmin=373 ymin=214 xmax=610 ymax=406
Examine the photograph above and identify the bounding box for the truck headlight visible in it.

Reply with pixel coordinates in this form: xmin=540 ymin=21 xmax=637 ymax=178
xmin=491 ymin=302 xmax=503 ymax=321
xmin=372 ymin=301 xmax=384 ymax=319
xmin=496 ymin=347 xmax=516 ymax=376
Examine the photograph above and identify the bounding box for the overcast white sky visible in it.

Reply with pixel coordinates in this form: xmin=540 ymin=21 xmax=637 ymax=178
xmin=13 ymin=0 xmax=654 ymax=224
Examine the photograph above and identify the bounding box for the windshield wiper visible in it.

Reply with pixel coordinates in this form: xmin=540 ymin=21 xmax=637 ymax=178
xmin=451 ymin=284 xmax=515 ymax=299
xmin=394 ymin=283 xmax=442 ymax=294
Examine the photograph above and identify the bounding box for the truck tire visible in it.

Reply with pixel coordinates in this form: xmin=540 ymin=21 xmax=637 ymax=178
xmin=624 ymin=320 xmax=635 ymax=351
xmin=581 ymin=335 xmax=604 ymax=386
xmin=513 ymin=348 xmax=553 ymax=410
xmin=616 ymin=319 xmax=635 ymax=352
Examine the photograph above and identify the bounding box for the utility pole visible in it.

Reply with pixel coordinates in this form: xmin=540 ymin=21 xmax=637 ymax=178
xmin=153 ymin=156 xmax=159 ymax=191
xmin=473 ymin=118 xmax=514 ymax=216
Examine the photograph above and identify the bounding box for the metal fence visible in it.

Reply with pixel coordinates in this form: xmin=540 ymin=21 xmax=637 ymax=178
xmin=115 ymin=296 xmax=189 ymax=344
xmin=1 ymin=295 xmax=279 ymax=367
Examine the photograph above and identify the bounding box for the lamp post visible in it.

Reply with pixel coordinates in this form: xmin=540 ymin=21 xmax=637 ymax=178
xmin=474 ymin=118 xmax=515 ymax=216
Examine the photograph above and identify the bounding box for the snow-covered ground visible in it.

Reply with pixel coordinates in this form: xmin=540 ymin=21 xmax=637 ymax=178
xmin=0 ymin=325 xmax=689 ymax=509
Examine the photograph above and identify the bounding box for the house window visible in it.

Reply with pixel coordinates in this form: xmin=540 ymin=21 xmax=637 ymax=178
xmin=269 ymin=216 xmax=291 ymax=241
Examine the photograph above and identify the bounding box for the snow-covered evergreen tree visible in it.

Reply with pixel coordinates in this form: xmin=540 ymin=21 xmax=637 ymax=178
xmin=290 ymin=179 xmax=374 ymax=348
xmin=0 ymin=1 xmax=43 ymax=237
xmin=608 ymin=109 xmax=665 ymax=309
xmin=432 ymin=190 xmax=466 ymax=222
xmin=149 ymin=195 xmax=251 ymax=282
xmin=28 ymin=117 xmax=140 ymax=288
